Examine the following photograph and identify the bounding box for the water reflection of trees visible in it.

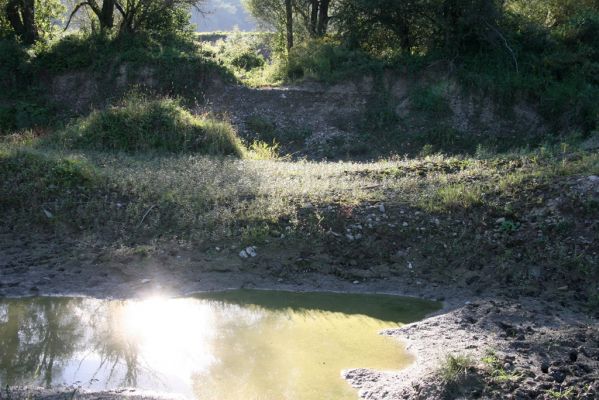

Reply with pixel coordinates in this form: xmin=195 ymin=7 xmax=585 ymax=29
xmin=87 ymin=301 xmax=141 ymax=387
xmin=0 ymin=298 xmax=84 ymax=387
xmin=0 ymin=299 xmax=142 ymax=388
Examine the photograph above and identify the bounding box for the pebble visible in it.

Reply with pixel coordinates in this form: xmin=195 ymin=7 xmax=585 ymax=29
xmin=239 ymin=246 xmax=257 ymax=259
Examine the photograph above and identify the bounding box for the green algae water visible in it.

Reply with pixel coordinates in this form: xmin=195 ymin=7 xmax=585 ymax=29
xmin=0 ymin=290 xmax=439 ymax=399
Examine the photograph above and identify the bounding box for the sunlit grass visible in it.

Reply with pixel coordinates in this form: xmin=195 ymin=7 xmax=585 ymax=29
xmin=1 ymin=135 xmax=598 ymax=245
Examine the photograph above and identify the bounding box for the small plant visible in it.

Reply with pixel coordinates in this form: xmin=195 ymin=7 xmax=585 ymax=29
xmin=440 ymin=354 xmax=474 ymax=384
xmin=482 ymin=350 xmax=520 ymax=382
xmin=545 ymin=387 xmax=575 ymax=399
xmin=247 ymin=140 xmax=289 ymax=160
xmin=500 ymin=219 xmax=520 ymax=233
xmin=420 ymin=144 xmax=435 ymax=157
xmin=410 ymin=83 xmax=451 ymax=115
xmin=426 ymin=183 xmax=484 ymax=212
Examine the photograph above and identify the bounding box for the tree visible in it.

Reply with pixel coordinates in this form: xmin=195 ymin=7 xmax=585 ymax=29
xmin=1 ymin=0 xmax=63 ymax=43
xmin=285 ymin=0 xmax=293 ymax=50
xmin=114 ymin=0 xmax=206 ymax=34
xmin=65 ymin=0 xmax=116 ymax=31
xmin=335 ymin=0 xmax=429 ymax=53
xmin=4 ymin=0 xmax=37 ymax=44
xmin=243 ymin=0 xmax=334 ymax=51
xmin=65 ymin=0 xmax=206 ymax=35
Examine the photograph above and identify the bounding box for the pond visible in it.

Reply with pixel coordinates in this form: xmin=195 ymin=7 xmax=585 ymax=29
xmin=0 ymin=290 xmax=440 ymax=399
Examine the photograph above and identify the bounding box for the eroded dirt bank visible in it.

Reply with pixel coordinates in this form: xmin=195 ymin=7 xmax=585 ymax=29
xmin=1 ymin=233 xmax=597 ymax=400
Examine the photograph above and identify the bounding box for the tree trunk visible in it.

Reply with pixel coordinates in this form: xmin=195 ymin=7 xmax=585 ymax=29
xmin=310 ymin=0 xmax=319 ymax=36
xmin=285 ymin=0 xmax=293 ymax=51
xmin=100 ymin=0 xmax=115 ymax=29
xmin=5 ymin=0 xmax=38 ymax=44
xmin=316 ymin=0 xmax=329 ymax=36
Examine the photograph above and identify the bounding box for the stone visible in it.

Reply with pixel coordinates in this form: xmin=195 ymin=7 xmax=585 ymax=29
xmin=245 ymin=246 xmax=257 ymax=257
xmin=569 ymin=350 xmax=578 ymax=362
xmin=541 ymin=362 xmax=550 ymax=373
xmin=551 ymin=370 xmax=566 ymax=384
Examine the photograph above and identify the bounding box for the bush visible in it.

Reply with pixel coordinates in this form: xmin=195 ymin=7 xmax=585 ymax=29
xmin=0 ymin=150 xmax=99 ymax=211
xmin=0 ymin=39 xmax=30 ymax=91
xmin=286 ymin=39 xmax=384 ymax=82
xmin=0 ymin=106 xmax=16 ymax=133
xmin=231 ymin=51 xmax=266 ymax=71
xmin=54 ymin=93 xmax=246 ymax=157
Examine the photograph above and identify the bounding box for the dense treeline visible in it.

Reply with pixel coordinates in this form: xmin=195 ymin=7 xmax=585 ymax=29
xmin=0 ymin=0 xmax=208 ymax=41
xmin=246 ymin=0 xmax=598 ymax=133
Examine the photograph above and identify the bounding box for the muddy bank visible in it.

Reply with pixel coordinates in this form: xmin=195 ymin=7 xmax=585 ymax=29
xmin=346 ymin=300 xmax=599 ymax=400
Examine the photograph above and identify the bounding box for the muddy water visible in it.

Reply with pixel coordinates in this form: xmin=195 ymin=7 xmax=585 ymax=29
xmin=0 ymin=290 xmax=439 ymax=399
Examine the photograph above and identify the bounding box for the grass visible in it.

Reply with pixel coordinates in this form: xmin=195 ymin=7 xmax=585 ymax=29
xmin=52 ymin=93 xmax=246 ymax=157
xmin=439 ymin=354 xmax=475 ymax=384
xmin=545 ymin=387 xmax=576 ymax=399
xmin=3 ymin=139 xmax=598 ymax=239
xmin=481 ymin=350 xmax=520 ymax=383
xmin=1 ymin=132 xmax=598 ymax=304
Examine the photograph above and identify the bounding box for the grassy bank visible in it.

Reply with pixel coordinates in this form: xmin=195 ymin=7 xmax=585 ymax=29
xmin=2 ymin=131 xmax=598 ymax=309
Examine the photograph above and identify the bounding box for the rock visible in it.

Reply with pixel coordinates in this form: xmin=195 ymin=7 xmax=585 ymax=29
xmin=379 ymin=204 xmax=386 ymax=213
xmin=569 ymin=350 xmax=578 ymax=362
xmin=551 ymin=370 xmax=566 ymax=384
xmin=42 ymin=208 xmax=54 ymax=219
xmin=541 ymin=362 xmax=550 ymax=373
xmin=245 ymin=246 xmax=257 ymax=257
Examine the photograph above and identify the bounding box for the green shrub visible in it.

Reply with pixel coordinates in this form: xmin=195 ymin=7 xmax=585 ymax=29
xmin=0 ymin=150 xmax=99 ymax=210
xmin=0 ymin=106 xmax=16 ymax=133
xmin=55 ymin=93 xmax=246 ymax=157
xmin=230 ymin=51 xmax=266 ymax=71
xmin=286 ymin=39 xmax=384 ymax=82
xmin=410 ymin=83 xmax=451 ymax=115
xmin=0 ymin=39 xmax=30 ymax=91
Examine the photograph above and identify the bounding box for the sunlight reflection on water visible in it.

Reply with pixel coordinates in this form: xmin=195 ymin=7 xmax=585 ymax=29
xmin=0 ymin=290 xmax=439 ymax=400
